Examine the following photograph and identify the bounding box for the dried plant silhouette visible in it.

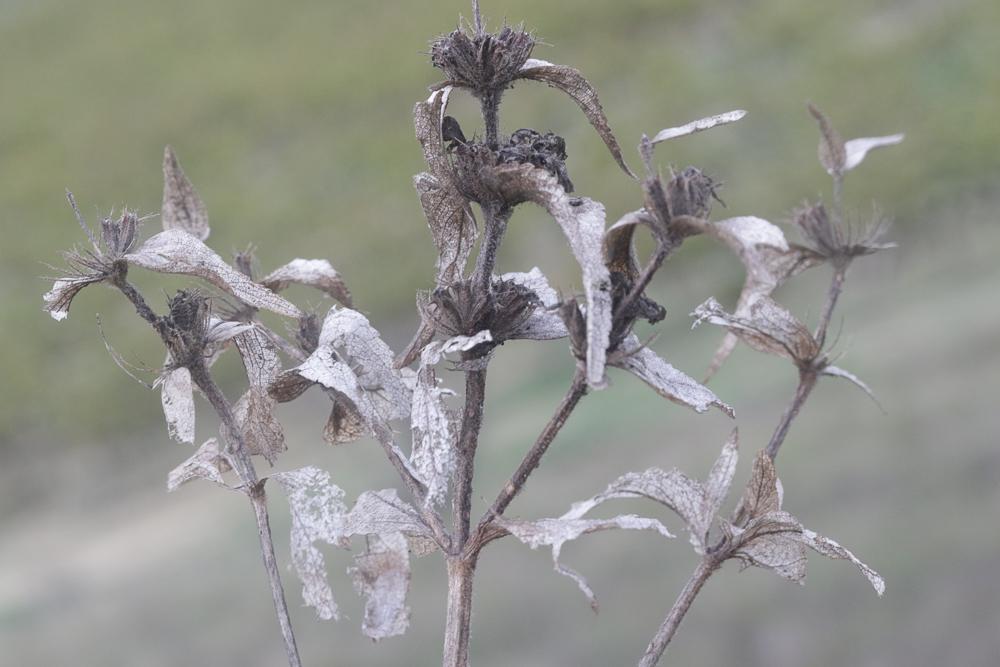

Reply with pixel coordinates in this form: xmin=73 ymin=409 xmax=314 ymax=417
xmin=43 ymin=3 xmax=902 ymax=665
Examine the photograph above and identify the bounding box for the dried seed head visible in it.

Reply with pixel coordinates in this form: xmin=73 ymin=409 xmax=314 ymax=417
xmin=296 ymin=313 xmax=321 ymax=355
xmin=99 ymin=209 xmax=140 ymax=258
xmin=558 ymin=298 xmax=588 ymax=363
xmin=430 ymin=24 xmax=535 ymax=98
xmin=417 ymin=278 xmax=540 ymax=352
xmin=666 ymin=167 xmax=722 ymax=220
xmin=496 ymin=129 xmax=574 ymax=193
xmin=792 ymin=202 xmax=894 ymax=266
xmin=164 ymin=290 xmax=212 ymax=362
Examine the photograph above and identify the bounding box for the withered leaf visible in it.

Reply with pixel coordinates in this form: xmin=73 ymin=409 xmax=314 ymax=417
xmin=732 ymin=511 xmax=807 ymax=583
xmin=161 ymin=146 xmax=210 ymax=241
xmin=272 ymin=468 xmax=431 ymax=622
xmin=498 ymin=511 xmax=671 ymax=611
xmin=414 ymin=87 xmax=455 ymax=183
xmin=799 ymin=529 xmax=886 ymax=595
xmin=409 ymin=345 xmax=458 ymax=507
xmin=167 ymin=437 xmax=233 ymax=492
xmin=323 ymin=400 xmax=368 ymax=445
xmin=260 ymin=258 xmax=353 ymax=307
xmin=484 ymin=164 xmax=612 ymax=388
xmin=348 ymin=532 xmax=411 ymax=640
xmin=692 ymin=296 xmax=820 ymax=364
xmin=604 ymin=209 xmax=661 ymax=283
xmin=518 ymin=58 xmax=635 ymax=178
xmin=157 ymin=365 xmax=196 ymax=444
xmin=127 ymin=230 xmax=302 ymax=318
xmin=822 ymin=365 xmax=885 ymax=412
xmin=415 ymin=172 xmax=478 ymax=287
xmin=736 ymin=449 xmax=781 ymax=523
xmin=499 ymin=268 xmax=568 ymax=340
xmin=43 ymin=275 xmax=105 ymax=322
xmin=843 ymin=134 xmax=904 ymax=171
xmin=609 ymin=334 xmax=734 ymax=416
xmin=651 ymin=110 xmax=747 ymax=145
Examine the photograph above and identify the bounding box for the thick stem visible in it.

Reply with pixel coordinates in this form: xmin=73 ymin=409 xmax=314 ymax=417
xmin=480 ymin=92 xmax=501 ymax=148
xmin=479 ymin=369 xmax=588 ymax=528
xmin=452 ymin=370 xmax=487 ymax=548
xmin=638 ymin=559 xmax=718 ymax=667
xmin=813 ymin=265 xmax=847 ymax=351
xmin=765 ymin=369 xmax=819 ymax=460
xmin=251 ymin=483 xmax=303 ymax=667
xmin=442 ymin=555 xmax=479 ymax=667
xmin=472 ymin=205 xmax=510 ymax=294
xmin=613 ymin=240 xmax=671 ymax=322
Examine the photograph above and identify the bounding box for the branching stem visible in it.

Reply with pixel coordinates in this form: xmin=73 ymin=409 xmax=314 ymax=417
xmin=765 ymin=369 xmax=819 ymax=461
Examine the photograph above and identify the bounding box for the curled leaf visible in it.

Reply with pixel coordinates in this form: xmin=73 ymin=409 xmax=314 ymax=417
xmin=127 ymin=230 xmax=302 ymax=318
xmin=349 ymin=532 xmax=411 ymax=640
xmin=485 ymin=164 xmax=612 ymax=388
xmin=409 ymin=345 xmax=459 ymax=507
xmin=499 ymin=268 xmax=568 ymax=340
xmin=43 ymin=274 xmax=105 ymax=321
xmin=609 ymin=334 xmax=733 ymax=416
xmin=800 ymin=529 xmax=885 ymax=595
xmin=414 ymin=172 xmax=478 ymax=286
xmin=822 ymin=365 xmax=885 ymax=412
xmin=518 ymin=58 xmax=635 ymax=178
xmin=843 ymin=134 xmax=904 ymax=171
xmin=651 ymin=110 xmax=747 ymax=145
xmin=692 ymin=296 xmax=820 ymax=364
xmin=161 ymin=146 xmax=210 ymax=241
xmin=167 ymin=437 xmax=232 ymax=491
xmin=414 ymin=87 xmax=455 ymax=183
xmin=260 ymin=258 xmax=353 ymax=307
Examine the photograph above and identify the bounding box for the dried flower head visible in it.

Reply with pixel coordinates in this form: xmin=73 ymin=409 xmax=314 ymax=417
xmin=666 ymin=166 xmax=722 ymax=219
xmin=431 ymin=24 xmax=535 ymax=100
xmin=792 ymin=202 xmax=895 ymax=266
xmin=496 ymin=128 xmax=573 ymax=193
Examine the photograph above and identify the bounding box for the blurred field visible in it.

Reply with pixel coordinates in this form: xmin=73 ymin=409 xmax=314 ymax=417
xmin=1 ymin=0 xmax=998 ymax=665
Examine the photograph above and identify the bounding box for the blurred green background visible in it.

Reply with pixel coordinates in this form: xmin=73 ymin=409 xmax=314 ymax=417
xmin=2 ymin=0 xmax=998 ymax=664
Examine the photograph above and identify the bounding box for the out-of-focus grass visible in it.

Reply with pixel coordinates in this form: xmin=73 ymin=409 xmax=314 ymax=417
xmin=1 ymin=0 xmax=998 ymax=665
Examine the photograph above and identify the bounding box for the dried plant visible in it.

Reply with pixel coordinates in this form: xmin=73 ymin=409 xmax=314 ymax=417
xmin=43 ymin=3 xmax=902 ymax=665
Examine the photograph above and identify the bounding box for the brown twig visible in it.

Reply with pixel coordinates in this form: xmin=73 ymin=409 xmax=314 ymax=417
xmin=637 ymin=558 xmax=719 ymax=667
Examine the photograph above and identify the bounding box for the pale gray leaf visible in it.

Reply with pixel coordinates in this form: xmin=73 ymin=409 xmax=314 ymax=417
xmin=414 ymin=87 xmax=454 ymax=182
xmin=410 ymin=347 xmax=458 ymax=507
xmin=162 ymin=146 xmax=210 ymax=241
xmin=651 ymin=110 xmax=747 ymax=144
xmin=167 ymin=437 xmax=232 ymax=492
xmin=735 ymin=449 xmax=782 ymax=523
xmin=799 ymin=528 xmax=885 ymax=596
xmin=233 ymin=388 xmax=285 ymax=464
xmin=272 ymin=467 xmax=349 ymax=620
xmin=343 ymin=488 xmax=430 ymax=541
xmin=734 ymin=518 xmax=808 ymax=584
xmin=822 ymin=365 xmax=885 ymax=412
xmin=500 ymin=268 xmax=568 ymax=340
xmin=843 ymin=134 xmax=904 ymax=171
xmin=414 ymin=172 xmax=478 ymax=286
xmin=127 ymin=230 xmax=302 ymax=318
xmin=157 ymin=366 xmax=195 ymax=444
xmin=485 ymin=164 xmax=612 ymax=388
xmin=348 ymin=532 xmax=411 ymax=640
xmin=692 ymin=296 xmax=819 ymax=363
xmin=518 ymin=59 xmax=635 ymax=179
xmin=704 ymin=430 xmax=740 ymax=522
xmin=609 ymin=334 xmax=733 ymax=416
xmin=498 ymin=514 xmax=671 ymax=611
xmin=205 ymin=318 xmax=255 ymax=344
xmin=260 ymin=258 xmax=353 ymax=307
xmin=501 ymin=267 xmax=560 ymax=307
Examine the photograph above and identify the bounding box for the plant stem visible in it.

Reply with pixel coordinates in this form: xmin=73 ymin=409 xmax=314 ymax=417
xmin=813 ymin=265 xmax=847 ymax=351
xmin=453 ymin=369 xmax=487 ymax=548
xmin=442 ymin=554 xmax=479 ymax=667
xmin=638 ymin=558 xmax=718 ymax=667
xmin=765 ymin=369 xmax=819 ymax=461
xmin=613 ymin=240 xmax=672 ymax=322
xmin=480 ymin=92 xmax=501 ymax=148
xmin=251 ymin=482 xmax=303 ymax=667
xmin=472 ymin=204 xmax=510 ymax=294
xmin=478 ymin=368 xmax=588 ymax=529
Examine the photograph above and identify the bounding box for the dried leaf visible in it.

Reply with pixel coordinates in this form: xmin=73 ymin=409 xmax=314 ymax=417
xmin=843 ymin=134 xmax=904 ymax=171
xmin=696 ymin=216 xmax=821 ymax=377
xmin=43 ymin=274 xmax=105 ymax=321
xmin=157 ymin=365 xmax=195 ymax=444
xmin=230 ymin=327 xmax=285 ymax=462
xmin=604 ymin=209 xmax=660 ymax=283
xmin=499 ymin=268 xmax=568 ymax=340
xmin=800 ymin=529 xmax=886 ymax=595
xmin=409 ymin=346 xmax=458 ymax=507
xmin=807 ymin=103 xmax=846 ymax=176
xmin=414 ymin=172 xmax=478 ymax=286
xmin=704 ymin=430 xmax=740 ymax=523
xmin=518 ymin=58 xmax=635 ymax=178
xmin=499 ymin=513 xmax=671 ymax=611
xmin=692 ymin=296 xmax=819 ymax=364
xmin=414 ymin=87 xmax=454 ymax=182
xmin=342 ymin=488 xmax=429 ymax=541
xmin=167 ymin=438 xmax=232 ymax=491
xmin=822 ymin=365 xmax=885 ymax=412
xmin=651 ymin=110 xmax=747 ymax=145
xmin=349 ymin=533 xmax=411 ymax=640
xmin=609 ymin=334 xmax=734 ymax=416
xmin=260 ymin=258 xmax=353 ymax=307
xmin=161 ymin=146 xmax=210 ymax=241
xmin=485 ymin=164 xmax=612 ymax=388
xmin=323 ymin=400 xmax=368 ymax=445
xmin=272 ymin=467 xmax=349 ymax=620
xmin=737 ymin=449 xmax=782 ymax=522
xmin=732 ymin=512 xmax=807 ymax=583
xmin=127 ymin=230 xmax=302 ymax=318
xmin=205 ymin=318 xmax=255 ymax=344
